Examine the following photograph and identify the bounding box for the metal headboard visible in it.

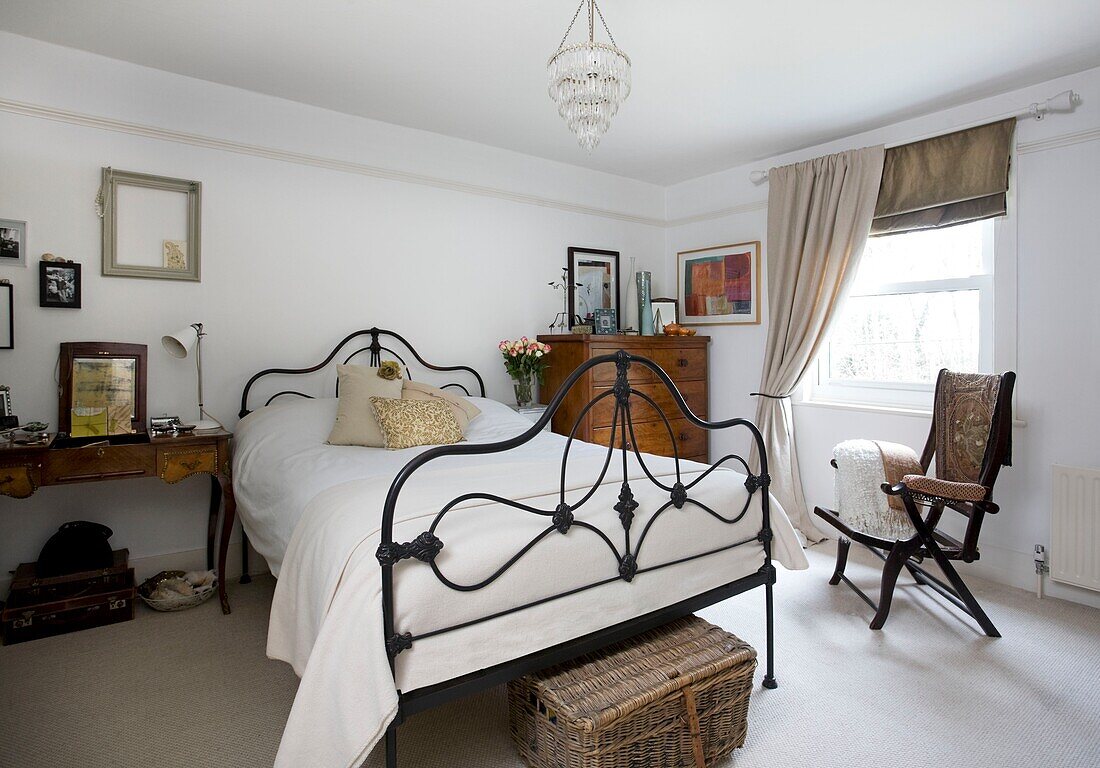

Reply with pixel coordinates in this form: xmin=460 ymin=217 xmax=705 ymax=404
xmin=238 ymin=327 xmax=487 ymax=418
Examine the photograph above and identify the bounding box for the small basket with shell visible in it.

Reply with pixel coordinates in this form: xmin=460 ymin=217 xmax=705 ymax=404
xmin=138 ymin=570 xmax=217 ymax=612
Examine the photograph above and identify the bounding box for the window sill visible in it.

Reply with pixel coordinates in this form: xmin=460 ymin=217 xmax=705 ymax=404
xmin=795 ymin=398 xmax=1027 ymax=428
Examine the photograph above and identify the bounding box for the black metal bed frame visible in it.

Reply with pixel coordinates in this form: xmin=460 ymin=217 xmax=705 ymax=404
xmin=239 ymin=329 xmax=779 ymax=768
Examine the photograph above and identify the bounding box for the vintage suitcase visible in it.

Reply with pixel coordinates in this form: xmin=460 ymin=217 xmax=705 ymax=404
xmin=2 ymin=549 xmax=135 ymax=645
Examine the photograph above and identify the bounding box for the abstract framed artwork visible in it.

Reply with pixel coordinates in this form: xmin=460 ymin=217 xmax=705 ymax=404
xmin=567 ymin=247 xmax=619 ymax=329
xmin=677 ymin=241 xmax=761 ymax=326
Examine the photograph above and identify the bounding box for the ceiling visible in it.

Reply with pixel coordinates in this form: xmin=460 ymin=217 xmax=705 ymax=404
xmin=2 ymin=0 xmax=1099 ymax=185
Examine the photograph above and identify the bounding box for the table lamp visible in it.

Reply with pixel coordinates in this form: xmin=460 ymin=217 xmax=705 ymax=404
xmin=162 ymin=322 xmax=221 ymax=431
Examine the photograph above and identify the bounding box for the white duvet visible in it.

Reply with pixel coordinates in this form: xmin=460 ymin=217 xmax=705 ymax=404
xmin=233 ymin=397 xmax=807 ymax=768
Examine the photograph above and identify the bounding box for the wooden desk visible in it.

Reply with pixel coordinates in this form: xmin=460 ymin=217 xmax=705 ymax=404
xmin=0 ymin=430 xmax=239 ymax=614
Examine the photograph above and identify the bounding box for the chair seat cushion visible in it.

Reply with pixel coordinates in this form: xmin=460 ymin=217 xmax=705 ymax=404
xmin=901 ymin=475 xmax=987 ymax=502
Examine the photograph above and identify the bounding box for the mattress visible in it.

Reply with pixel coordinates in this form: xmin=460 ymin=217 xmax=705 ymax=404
xmin=232 ymin=395 xmax=807 ymax=768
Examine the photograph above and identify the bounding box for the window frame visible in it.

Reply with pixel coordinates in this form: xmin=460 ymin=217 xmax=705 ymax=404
xmin=807 ymin=219 xmax=995 ymax=410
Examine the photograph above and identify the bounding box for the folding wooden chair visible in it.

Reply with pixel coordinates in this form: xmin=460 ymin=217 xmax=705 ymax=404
xmin=815 ymin=369 xmax=1016 ymax=636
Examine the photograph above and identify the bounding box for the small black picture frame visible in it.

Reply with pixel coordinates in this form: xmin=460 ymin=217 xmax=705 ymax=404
xmin=40 ymin=261 xmax=82 ymax=309
xmin=0 ymin=282 xmax=13 ymax=349
xmin=594 ymin=308 xmax=617 ymax=335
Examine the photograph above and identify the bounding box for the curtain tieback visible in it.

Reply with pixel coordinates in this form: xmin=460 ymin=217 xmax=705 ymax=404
xmin=751 ymin=392 xmax=792 ymax=399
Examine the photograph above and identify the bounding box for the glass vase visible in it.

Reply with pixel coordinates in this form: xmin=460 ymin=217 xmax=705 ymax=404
xmin=513 ymin=374 xmax=534 ymax=408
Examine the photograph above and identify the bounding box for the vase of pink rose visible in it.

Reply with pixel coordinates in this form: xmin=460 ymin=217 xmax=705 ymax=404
xmin=499 ymin=337 xmax=551 ymax=407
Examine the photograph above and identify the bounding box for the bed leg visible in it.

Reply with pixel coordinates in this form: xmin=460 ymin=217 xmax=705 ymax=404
xmin=762 ymin=579 xmax=777 ymax=689
xmin=385 ymin=722 xmax=398 ymax=768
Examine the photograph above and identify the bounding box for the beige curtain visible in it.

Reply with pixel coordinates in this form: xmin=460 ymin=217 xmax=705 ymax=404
xmin=751 ymin=146 xmax=886 ymax=541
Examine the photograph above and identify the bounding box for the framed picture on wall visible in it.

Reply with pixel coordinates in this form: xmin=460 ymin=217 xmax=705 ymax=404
xmin=567 ymin=247 xmax=620 ymax=329
xmin=677 ymin=241 xmax=761 ymax=326
xmin=0 ymin=282 xmax=12 ymax=349
xmin=39 ymin=261 xmax=82 ymax=309
xmin=99 ymin=167 xmax=202 ymax=281
xmin=0 ymin=219 xmax=27 ymax=267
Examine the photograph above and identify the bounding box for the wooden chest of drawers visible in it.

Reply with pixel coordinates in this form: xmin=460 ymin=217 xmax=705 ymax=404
xmin=536 ymin=334 xmax=710 ymax=463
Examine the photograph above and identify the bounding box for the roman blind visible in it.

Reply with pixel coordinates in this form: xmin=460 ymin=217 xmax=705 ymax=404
xmin=871 ymin=118 xmax=1015 ymax=236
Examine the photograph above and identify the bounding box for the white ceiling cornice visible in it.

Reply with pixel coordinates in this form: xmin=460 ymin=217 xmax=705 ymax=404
xmin=2 ymin=96 xmax=1097 ymax=229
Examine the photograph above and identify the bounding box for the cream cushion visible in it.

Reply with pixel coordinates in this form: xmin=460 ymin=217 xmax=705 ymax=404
xmin=401 ymin=380 xmax=481 ymax=432
xmin=369 ymin=397 xmax=464 ymax=450
xmin=327 ymin=365 xmax=404 ymax=447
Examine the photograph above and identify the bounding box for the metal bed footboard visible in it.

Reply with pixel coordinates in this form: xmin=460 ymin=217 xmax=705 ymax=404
xmin=377 ymin=349 xmax=777 ymax=767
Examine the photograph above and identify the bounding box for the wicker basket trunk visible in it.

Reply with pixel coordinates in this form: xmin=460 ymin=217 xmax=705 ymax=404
xmin=508 ymin=616 xmax=756 ymax=768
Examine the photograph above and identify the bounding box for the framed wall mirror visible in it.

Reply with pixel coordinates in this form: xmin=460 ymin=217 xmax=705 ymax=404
xmin=99 ymin=167 xmax=202 ymax=281
xmin=59 ymin=342 xmax=148 ymax=438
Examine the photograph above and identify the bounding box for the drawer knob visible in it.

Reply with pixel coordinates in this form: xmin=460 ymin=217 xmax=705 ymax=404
xmin=679 ymin=432 xmax=688 ymax=441
xmin=677 ymin=358 xmax=689 ymax=367
xmin=96 ymin=447 xmax=106 ymax=458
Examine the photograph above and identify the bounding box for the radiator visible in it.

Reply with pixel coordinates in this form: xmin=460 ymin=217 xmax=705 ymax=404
xmin=1051 ymin=465 xmax=1100 ymax=592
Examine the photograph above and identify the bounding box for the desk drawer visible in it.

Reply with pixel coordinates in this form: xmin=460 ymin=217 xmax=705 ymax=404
xmin=158 ymin=446 xmax=220 ymax=483
xmin=42 ymin=445 xmax=155 ymax=484
xmin=590 ymin=380 xmax=706 ymax=427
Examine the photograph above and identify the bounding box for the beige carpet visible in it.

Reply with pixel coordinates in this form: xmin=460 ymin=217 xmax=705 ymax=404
xmin=1 ymin=542 xmax=1098 ymax=768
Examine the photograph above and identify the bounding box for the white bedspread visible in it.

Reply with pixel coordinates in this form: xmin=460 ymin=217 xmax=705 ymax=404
xmin=233 ymin=397 xmax=807 ymax=768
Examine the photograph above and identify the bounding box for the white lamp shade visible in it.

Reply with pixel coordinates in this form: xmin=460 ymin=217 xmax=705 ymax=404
xmin=162 ymin=325 xmax=198 ymax=358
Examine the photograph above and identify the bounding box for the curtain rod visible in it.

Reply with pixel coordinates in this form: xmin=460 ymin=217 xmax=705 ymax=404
xmin=748 ymin=90 xmax=1081 ymax=184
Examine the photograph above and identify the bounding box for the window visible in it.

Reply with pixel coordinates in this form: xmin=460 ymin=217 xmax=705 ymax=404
xmin=810 ymin=219 xmax=994 ymax=409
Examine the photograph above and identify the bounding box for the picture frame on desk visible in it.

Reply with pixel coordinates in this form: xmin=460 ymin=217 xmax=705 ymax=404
xmin=58 ymin=342 xmax=148 ymax=437
xmin=593 ymin=308 xmax=617 ymax=335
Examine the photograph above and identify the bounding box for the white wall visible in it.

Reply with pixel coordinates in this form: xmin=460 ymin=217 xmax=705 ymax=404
xmin=666 ymin=66 xmax=1100 ymax=607
xmin=0 ymin=33 xmax=668 ymax=581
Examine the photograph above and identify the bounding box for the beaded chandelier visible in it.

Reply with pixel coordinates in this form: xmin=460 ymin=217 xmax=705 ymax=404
xmin=547 ymin=0 xmax=631 ymax=152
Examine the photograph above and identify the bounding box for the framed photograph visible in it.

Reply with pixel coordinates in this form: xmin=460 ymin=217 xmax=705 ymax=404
xmin=39 ymin=261 xmax=82 ymax=309
xmin=59 ymin=342 xmax=148 ymax=437
xmin=0 ymin=219 xmax=27 ymax=267
xmin=677 ymin=241 xmax=761 ymax=326
xmin=593 ymin=308 xmax=617 ymax=335
xmin=651 ymin=297 xmax=679 ymax=334
xmin=568 ymin=247 xmax=619 ymax=329
xmin=0 ymin=283 xmax=12 ymax=349
xmin=99 ymin=167 xmax=202 ymax=281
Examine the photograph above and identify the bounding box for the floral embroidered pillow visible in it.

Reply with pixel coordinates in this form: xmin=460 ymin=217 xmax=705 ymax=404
xmin=369 ymin=397 xmax=464 ymax=450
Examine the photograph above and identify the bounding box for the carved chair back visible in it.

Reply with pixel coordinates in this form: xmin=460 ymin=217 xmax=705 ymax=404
xmin=917 ymin=369 xmax=1016 ymax=559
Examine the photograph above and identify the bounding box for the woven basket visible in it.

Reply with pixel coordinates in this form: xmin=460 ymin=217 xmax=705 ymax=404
xmin=508 ymin=616 xmax=756 ymax=768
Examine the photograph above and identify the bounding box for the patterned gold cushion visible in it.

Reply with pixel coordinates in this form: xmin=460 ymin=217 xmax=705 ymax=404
xmin=370 ymin=397 xmax=464 ymax=450
xmin=901 ymin=474 xmax=987 ymax=502
xmin=933 ymin=371 xmax=1000 ymax=484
